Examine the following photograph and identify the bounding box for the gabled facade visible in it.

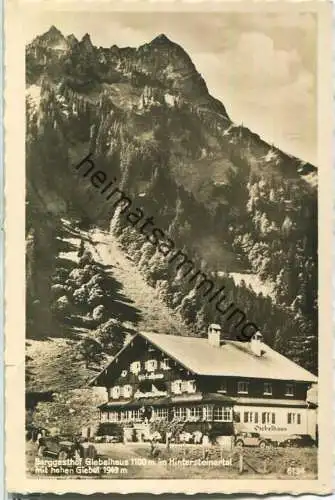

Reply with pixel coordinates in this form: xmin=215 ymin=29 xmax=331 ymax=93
xmin=89 ymin=325 xmax=318 ymax=442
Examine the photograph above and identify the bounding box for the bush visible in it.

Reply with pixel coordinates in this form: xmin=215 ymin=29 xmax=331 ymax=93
xmin=69 ymin=268 xmax=90 ymax=287
xmin=52 ymin=267 xmax=69 ymax=284
xmin=87 ymin=286 xmax=104 ymax=307
xmin=51 ymin=284 xmax=68 ymax=300
xmin=86 ymin=273 xmax=104 ymax=288
xmin=94 ymin=318 xmax=125 ymax=355
xmin=92 ymin=305 xmax=106 ymax=322
xmin=73 ymin=286 xmax=89 ymax=305
xmin=54 ymin=295 xmax=70 ymax=314
xmin=77 ymin=337 xmax=104 ymax=367
xmin=32 ymin=389 xmax=105 ymax=435
xmin=96 ymin=422 xmax=123 ymax=437
xmin=79 ymin=250 xmax=94 ymax=267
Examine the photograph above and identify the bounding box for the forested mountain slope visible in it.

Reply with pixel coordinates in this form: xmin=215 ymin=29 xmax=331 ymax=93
xmin=26 ymin=26 xmax=318 ymax=375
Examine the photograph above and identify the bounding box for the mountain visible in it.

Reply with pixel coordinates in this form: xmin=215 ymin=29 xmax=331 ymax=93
xmin=25 ymin=27 xmax=318 ymax=375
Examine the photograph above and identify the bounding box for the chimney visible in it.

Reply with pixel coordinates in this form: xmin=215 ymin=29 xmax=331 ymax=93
xmin=250 ymin=331 xmax=264 ymax=356
xmin=208 ymin=324 xmax=221 ymax=347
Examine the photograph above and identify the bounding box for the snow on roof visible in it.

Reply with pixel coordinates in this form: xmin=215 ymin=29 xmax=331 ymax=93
xmin=138 ymin=331 xmax=317 ymax=383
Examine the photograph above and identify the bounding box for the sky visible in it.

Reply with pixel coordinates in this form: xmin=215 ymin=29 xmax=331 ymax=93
xmin=24 ymin=11 xmax=317 ymax=164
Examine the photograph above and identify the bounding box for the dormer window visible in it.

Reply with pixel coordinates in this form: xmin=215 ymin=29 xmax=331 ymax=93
xmin=161 ymin=358 xmax=171 ymax=370
xmin=171 ymin=380 xmax=182 ymax=394
xmin=130 ymin=361 xmax=141 ymax=375
xmin=264 ymin=382 xmax=272 ymax=395
xmin=237 ymin=381 xmax=249 ymax=394
xmin=145 ymin=359 xmax=157 ymax=372
xmin=285 ymin=383 xmax=294 ymax=397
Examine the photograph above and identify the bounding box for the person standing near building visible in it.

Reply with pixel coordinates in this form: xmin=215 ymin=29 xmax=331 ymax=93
xmin=166 ymin=430 xmax=172 ymax=450
xmin=36 ymin=430 xmax=42 ymax=448
xmin=202 ymin=433 xmax=209 ymax=458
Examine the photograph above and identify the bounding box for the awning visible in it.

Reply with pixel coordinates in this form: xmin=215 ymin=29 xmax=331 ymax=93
xmin=99 ymin=397 xmax=171 ymax=410
xmin=234 ymin=397 xmax=308 ymax=408
xmin=99 ymin=394 xmax=235 ymax=410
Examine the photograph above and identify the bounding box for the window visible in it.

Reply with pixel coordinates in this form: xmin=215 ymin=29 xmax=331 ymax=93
xmin=264 ymin=382 xmax=272 ymax=395
xmin=203 ymin=405 xmax=213 ymax=421
xmin=233 ymin=411 xmax=241 ymax=423
xmin=119 ymin=410 xmax=128 ymax=421
xmin=285 ymin=384 xmax=294 ymax=396
xmin=288 ymin=412 xmax=301 ymax=425
xmin=189 ymin=406 xmax=202 ymax=419
xmin=145 ymin=359 xmax=158 ymax=372
xmin=122 ymin=385 xmax=132 ymax=398
xmin=154 ymin=408 xmax=168 ymax=420
xmin=121 ymin=369 xmax=128 ymax=377
xmin=111 ymin=386 xmax=120 ymax=399
xmin=133 ymin=409 xmax=142 ymax=421
xmin=237 ymin=381 xmax=249 ymax=394
xmin=108 ymin=411 xmax=118 ymax=422
xmin=244 ymin=411 xmax=259 ymax=423
xmin=174 ymin=407 xmax=187 ymax=420
xmin=213 ymin=406 xmax=233 ymax=422
xmin=160 ymin=358 xmax=171 ymax=370
xmin=182 ymin=380 xmax=196 ymax=394
xmin=181 ymin=381 xmax=189 ymax=393
xmin=187 ymin=380 xmax=197 ymax=393
xmin=130 ymin=361 xmax=141 ymax=374
xmin=171 ymin=380 xmax=182 ymax=394
xmin=262 ymin=412 xmax=276 ymax=424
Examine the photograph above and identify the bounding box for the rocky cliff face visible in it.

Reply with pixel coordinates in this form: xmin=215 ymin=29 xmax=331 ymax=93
xmin=25 ymin=27 xmax=318 ymax=373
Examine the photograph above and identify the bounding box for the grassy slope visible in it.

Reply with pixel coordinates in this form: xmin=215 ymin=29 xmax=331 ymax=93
xmin=88 ymin=228 xmax=188 ymax=335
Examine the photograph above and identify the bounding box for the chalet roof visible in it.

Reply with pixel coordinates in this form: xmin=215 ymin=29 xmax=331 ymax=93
xmin=138 ymin=331 xmax=317 ymax=383
xmin=89 ymin=331 xmax=317 ymax=386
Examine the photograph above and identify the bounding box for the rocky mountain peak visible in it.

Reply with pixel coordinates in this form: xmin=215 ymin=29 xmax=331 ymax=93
xmin=150 ymin=33 xmax=173 ymax=45
xmin=37 ymin=25 xmax=65 ymax=45
xmin=81 ymin=33 xmax=93 ymax=45
xmin=66 ymin=34 xmax=78 ymax=46
xmin=79 ymin=33 xmax=94 ymax=53
xmin=47 ymin=25 xmax=63 ymax=37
